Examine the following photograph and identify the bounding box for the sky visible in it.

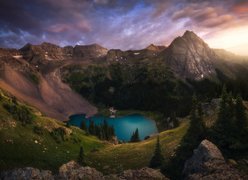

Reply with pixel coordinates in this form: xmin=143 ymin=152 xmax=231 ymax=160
xmin=0 ymin=0 xmax=248 ymax=55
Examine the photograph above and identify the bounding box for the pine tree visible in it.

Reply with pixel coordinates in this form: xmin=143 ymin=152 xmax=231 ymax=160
xmin=235 ymin=95 xmax=247 ymax=130
xmin=81 ymin=121 xmax=87 ymax=131
xmin=186 ymin=95 xmax=205 ymax=141
xmin=161 ymin=95 xmax=206 ymax=178
xmin=149 ymin=136 xmax=164 ymax=168
xmin=213 ymin=87 xmax=236 ymax=150
xmin=130 ymin=128 xmax=140 ymax=142
xmin=134 ymin=128 xmax=140 ymax=142
xmin=88 ymin=120 xmax=95 ymax=135
xmin=78 ymin=146 xmax=86 ymax=166
xmin=170 ymin=112 xmax=179 ymax=128
xmin=234 ymin=95 xmax=248 ymax=149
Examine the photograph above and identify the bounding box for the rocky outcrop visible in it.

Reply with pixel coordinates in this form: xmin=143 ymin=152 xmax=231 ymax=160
xmin=161 ymin=30 xmax=216 ymax=80
xmin=58 ymin=161 xmax=168 ymax=180
xmin=146 ymin=44 xmax=166 ymax=52
xmin=57 ymin=160 xmax=105 ymax=180
xmin=73 ymin=44 xmax=108 ymax=60
xmin=117 ymin=167 xmax=168 ymax=180
xmin=0 ymin=167 xmax=54 ymax=180
xmin=20 ymin=42 xmax=69 ymax=62
xmin=0 ymin=161 xmax=169 ymax=180
xmin=183 ymin=139 xmax=244 ymax=180
xmin=20 ymin=42 xmax=108 ymax=63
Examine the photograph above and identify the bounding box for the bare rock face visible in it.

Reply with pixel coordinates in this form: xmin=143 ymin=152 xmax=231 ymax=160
xmin=161 ymin=31 xmax=216 ymax=80
xmin=58 ymin=160 xmax=105 ymax=180
xmin=183 ymin=139 xmax=244 ymax=180
xmin=0 ymin=167 xmax=54 ymax=180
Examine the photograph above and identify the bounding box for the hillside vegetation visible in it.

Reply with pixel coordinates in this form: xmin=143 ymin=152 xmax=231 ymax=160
xmin=0 ymin=89 xmax=189 ymax=174
xmin=0 ymin=89 xmax=103 ymax=172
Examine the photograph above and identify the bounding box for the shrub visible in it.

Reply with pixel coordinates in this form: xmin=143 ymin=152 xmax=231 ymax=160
xmin=50 ymin=127 xmax=67 ymax=143
xmin=3 ymin=102 xmax=34 ymax=125
xmin=33 ymin=126 xmax=44 ymax=135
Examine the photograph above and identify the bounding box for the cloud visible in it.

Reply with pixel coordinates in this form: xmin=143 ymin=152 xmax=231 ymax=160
xmin=172 ymin=3 xmax=236 ymax=29
xmin=232 ymin=1 xmax=248 ymax=14
xmin=0 ymin=0 xmax=247 ymax=52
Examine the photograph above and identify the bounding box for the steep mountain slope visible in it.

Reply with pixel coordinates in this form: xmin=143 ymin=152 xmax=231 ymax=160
xmin=0 ymin=52 xmax=97 ymax=121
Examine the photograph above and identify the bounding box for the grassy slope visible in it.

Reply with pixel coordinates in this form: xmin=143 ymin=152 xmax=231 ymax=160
xmin=0 ymin=89 xmax=189 ymax=174
xmin=89 ymin=121 xmax=189 ymax=174
xmin=0 ymin=91 xmax=104 ymax=172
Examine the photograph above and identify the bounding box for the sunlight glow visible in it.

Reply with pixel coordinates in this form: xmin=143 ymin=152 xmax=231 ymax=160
xmin=206 ymin=25 xmax=248 ymax=56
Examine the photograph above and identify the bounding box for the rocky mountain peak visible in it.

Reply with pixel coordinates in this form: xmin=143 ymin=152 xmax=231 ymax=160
xmin=146 ymin=44 xmax=166 ymax=52
xmin=161 ymin=30 xmax=216 ymax=80
xmin=73 ymin=43 xmax=108 ymax=59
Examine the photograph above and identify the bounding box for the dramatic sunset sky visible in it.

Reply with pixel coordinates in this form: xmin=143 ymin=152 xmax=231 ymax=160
xmin=0 ymin=0 xmax=247 ymax=55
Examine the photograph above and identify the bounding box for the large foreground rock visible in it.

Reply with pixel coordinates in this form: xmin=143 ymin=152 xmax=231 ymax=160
xmin=117 ymin=167 xmax=168 ymax=180
xmin=0 ymin=167 xmax=54 ymax=180
xmin=57 ymin=160 xmax=105 ymax=180
xmin=183 ymin=139 xmax=244 ymax=180
xmin=0 ymin=161 xmax=169 ymax=180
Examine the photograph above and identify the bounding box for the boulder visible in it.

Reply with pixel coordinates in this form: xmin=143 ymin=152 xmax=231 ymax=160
xmin=183 ymin=139 xmax=244 ymax=180
xmin=58 ymin=160 xmax=104 ymax=180
xmin=0 ymin=167 xmax=54 ymax=180
xmin=117 ymin=167 xmax=168 ymax=180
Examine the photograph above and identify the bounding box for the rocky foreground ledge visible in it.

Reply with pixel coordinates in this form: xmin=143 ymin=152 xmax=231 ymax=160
xmin=0 ymin=160 xmax=167 ymax=180
xmin=1 ymin=140 xmax=246 ymax=180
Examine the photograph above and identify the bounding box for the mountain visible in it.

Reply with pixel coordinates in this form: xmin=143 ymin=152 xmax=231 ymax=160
xmin=0 ymin=45 xmax=97 ymax=121
xmin=20 ymin=42 xmax=108 ymax=63
xmin=146 ymin=44 xmax=167 ymax=51
xmin=160 ymin=30 xmax=217 ymax=80
xmin=0 ymin=30 xmax=248 ymax=120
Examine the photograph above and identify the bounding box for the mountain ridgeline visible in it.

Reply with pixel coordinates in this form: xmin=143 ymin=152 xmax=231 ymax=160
xmin=0 ymin=30 xmax=248 ymax=120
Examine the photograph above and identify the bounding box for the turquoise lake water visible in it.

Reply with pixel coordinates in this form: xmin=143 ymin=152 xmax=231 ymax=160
xmin=68 ymin=114 xmax=158 ymax=141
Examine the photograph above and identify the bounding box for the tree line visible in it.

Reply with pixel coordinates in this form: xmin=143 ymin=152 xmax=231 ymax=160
xmin=162 ymin=87 xmax=248 ymax=179
xmin=80 ymin=119 xmax=115 ymax=141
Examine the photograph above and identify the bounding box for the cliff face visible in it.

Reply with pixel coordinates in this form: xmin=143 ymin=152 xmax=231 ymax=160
xmin=161 ymin=31 xmax=216 ymax=80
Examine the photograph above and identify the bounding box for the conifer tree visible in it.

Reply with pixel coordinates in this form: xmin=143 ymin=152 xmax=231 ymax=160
xmin=170 ymin=112 xmax=179 ymax=128
xmin=234 ymin=95 xmax=248 ymax=148
xmin=161 ymin=95 xmax=205 ymax=179
xmin=81 ymin=121 xmax=87 ymax=131
xmin=78 ymin=146 xmax=86 ymax=166
xmin=88 ymin=120 xmax=95 ymax=135
xmin=149 ymin=136 xmax=164 ymax=168
xmin=213 ymin=87 xmax=236 ymax=150
xmin=130 ymin=128 xmax=140 ymax=142
xmin=235 ymin=95 xmax=247 ymax=130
